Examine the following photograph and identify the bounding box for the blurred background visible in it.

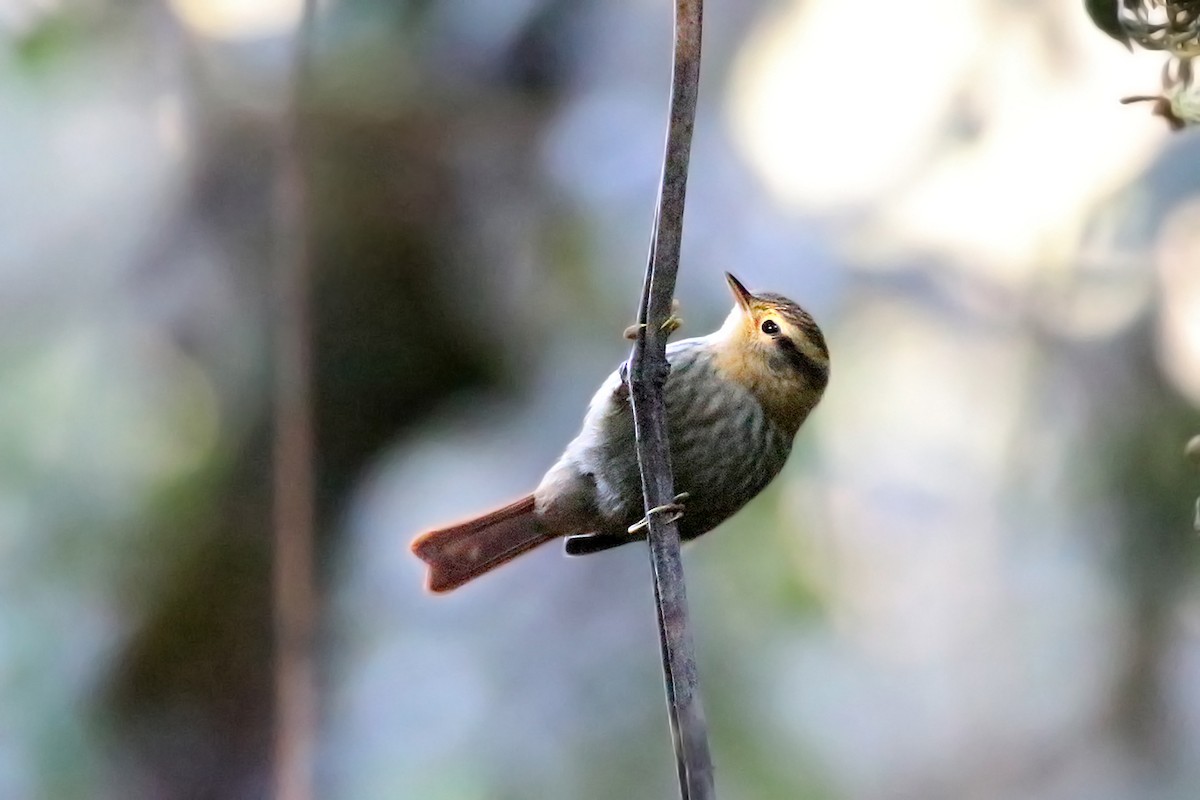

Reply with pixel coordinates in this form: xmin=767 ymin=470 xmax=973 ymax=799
xmin=3 ymin=0 xmax=1200 ymax=798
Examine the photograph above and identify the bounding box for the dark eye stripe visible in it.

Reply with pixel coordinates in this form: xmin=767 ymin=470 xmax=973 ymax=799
xmin=800 ymin=321 xmax=829 ymax=360
xmin=755 ymin=294 xmax=829 ymax=360
xmin=775 ymin=336 xmax=829 ymax=390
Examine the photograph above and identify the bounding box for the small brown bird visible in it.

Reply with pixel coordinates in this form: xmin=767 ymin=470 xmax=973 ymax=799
xmin=411 ymin=273 xmax=830 ymax=592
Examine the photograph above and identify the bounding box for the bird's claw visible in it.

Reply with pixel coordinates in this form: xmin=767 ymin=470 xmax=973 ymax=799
xmin=613 ymin=361 xmax=631 ymax=401
xmin=623 ymin=300 xmax=682 ymax=339
xmin=627 ymin=492 xmax=690 ymax=534
xmin=661 ymin=298 xmax=683 ymax=334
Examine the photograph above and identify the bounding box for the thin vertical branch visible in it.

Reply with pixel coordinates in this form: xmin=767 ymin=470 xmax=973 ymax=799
xmin=626 ymin=1 xmax=712 ymax=798
xmin=272 ymin=3 xmax=319 ymax=800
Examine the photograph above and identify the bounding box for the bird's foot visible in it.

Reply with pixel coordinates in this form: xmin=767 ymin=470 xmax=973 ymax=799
xmin=613 ymin=361 xmax=631 ymax=401
xmin=627 ymin=492 xmax=690 ymax=534
xmin=661 ymin=299 xmax=683 ymax=335
xmin=623 ymin=300 xmax=682 ymax=340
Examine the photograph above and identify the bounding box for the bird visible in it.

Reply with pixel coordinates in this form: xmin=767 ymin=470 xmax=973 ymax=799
xmin=410 ymin=273 xmax=829 ymax=593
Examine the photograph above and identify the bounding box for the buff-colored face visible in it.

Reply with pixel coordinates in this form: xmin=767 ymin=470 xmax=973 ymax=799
xmin=722 ymin=273 xmax=828 ymax=375
xmin=713 ymin=272 xmax=830 ymax=431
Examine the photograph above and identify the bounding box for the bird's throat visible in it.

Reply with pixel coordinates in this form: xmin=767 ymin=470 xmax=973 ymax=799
xmin=711 ymin=343 xmax=819 ymax=435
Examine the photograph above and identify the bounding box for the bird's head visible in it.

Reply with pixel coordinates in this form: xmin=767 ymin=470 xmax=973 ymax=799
xmin=712 ymin=272 xmax=829 ymax=431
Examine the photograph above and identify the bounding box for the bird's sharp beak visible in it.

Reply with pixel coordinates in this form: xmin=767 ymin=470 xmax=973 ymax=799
xmin=725 ymin=272 xmax=753 ymax=313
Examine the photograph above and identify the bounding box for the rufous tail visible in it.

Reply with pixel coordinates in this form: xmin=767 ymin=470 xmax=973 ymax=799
xmin=410 ymin=495 xmax=555 ymax=593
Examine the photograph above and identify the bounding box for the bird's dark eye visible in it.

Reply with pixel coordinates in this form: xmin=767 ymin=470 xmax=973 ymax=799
xmin=761 ymin=319 xmax=780 ymax=335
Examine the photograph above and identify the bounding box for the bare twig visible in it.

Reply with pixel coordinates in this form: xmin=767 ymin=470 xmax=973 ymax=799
xmin=272 ymin=3 xmax=319 ymax=799
xmin=625 ymin=1 xmax=713 ymax=798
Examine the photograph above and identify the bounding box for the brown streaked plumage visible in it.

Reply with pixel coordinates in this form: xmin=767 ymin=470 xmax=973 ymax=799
xmin=410 ymin=272 xmax=830 ymax=592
